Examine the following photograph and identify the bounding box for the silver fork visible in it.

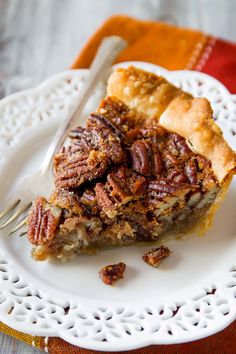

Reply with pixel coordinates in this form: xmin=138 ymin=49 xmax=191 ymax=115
xmin=0 ymin=36 xmax=127 ymax=235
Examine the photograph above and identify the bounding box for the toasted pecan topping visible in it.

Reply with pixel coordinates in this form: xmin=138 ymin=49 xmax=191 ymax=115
xmin=167 ymin=169 xmax=188 ymax=184
xmin=131 ymin=139 xmax=163 ymax=177
xmin=70 ymin=114 xmax=123 ymax=163
xmin=28 ymin=96 xmax=219 ymax=251
xmin=162 ymin=150 xmax=180 ymax=169
xmin=99 ymin=262 xmax=126 ymax=285
xmin=95 ymin=183 xmax=114 ymax=212
xmin=143 ymin=246 xmax=171 ymax=267
xmin=52 ymin=97 xmax=217 ymax=222
xmin=112 ymin=167 xmax=147 ymax=197
xmin=69 ymin=126 xmax=94 ymax=153
xmin=98 ymin=96 xmax=142 ymax=132
xmin=95 ymin=167 xmax=147 ymax=216
xmin=148 ymin=179 xmax=187 ymax=194
xmin=87 ymin=113 xmax=124 ymax=163
xmin=99 ymin=96 xmax=130 ymax=117
xmin=126 ymin=126 xmax=166 ymax=146
xmin=50 ymin=189 xmax=82 ymax=215
xmin=170 ymin=133 xmax=192 ymax=157
xmin=80 ymin=189 xmax=96 ymax=204
xmin=89 ymin=113 xmax=122 ymax=138
xmin=28 ymin=197 xmax=61 ymax=246
xmin=147 ymin=178 xmax=191 ymax=204
xmin=184 ymin=159 xmax=198 ymax=185
xmin=54 ymin=150 xmax=109 ymax=189
xmin=108 ymin=170 xmax=132 ymax=203
xmin=54 ymin=108 xmax=126 ymax=189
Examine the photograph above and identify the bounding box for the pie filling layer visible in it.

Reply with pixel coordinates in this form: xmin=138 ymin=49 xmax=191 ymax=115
xmin=28 ymin=97 xmax=220 ymax=261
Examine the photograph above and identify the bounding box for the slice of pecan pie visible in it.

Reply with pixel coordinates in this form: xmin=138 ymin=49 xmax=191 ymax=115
xmin=27 ymin=67 xmax=236 ymax=261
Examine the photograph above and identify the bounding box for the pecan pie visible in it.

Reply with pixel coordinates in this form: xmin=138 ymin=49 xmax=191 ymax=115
xmin=27 ymin=67 xmax=236 ymax=261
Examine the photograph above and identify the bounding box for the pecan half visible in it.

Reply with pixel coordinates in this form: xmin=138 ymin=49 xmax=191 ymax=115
xmin=95 ymin=183 xmax=114 ymax=213
xmin=162 ymin=150 xmax=180 ymax=169
xmin=55 ymin=110 xmax=124 ymax=189
xmin=99 ymin=262 xmax=126 ymax=285
xmin=87 ymin=113 xmax=124 ymax=164
xmin=70 ymin=117 xmax=123 ymax=164
xmin=148 ymin=179 xmax=182 ymax=194
xmin=185 ymin=159 xmax=198 ymax=185
xmin=143 ymin=246 xmax=171 ymax=267
xmin=130 ymin=139 xmax=163 ymax=177
xmin=89 ymin=113 xmax=122 ymax=138
xmin=167 ymin=169 xmax=188 ymax=184
xmin=28 ymin=197 xmax=61 ymax=246
xmin=170 ymin=133 xmax=192 ymax=156
xmin=69 ymin=126 xmax=94 ymax=153
xmin=54 ymin=150 xmax=109 ymax=189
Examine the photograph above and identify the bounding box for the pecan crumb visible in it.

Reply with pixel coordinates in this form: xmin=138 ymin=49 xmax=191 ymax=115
xmin=99 ymin=262 xmax=126 ymax=286
xmin=143 ymin=246 xmax=171 ymax=267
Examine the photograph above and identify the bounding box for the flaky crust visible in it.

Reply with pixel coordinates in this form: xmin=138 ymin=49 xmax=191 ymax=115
xmin=107 ymin=67 xmax=236 ymax=184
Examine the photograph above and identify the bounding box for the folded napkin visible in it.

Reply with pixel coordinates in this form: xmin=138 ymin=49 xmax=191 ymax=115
xmin=1 ymin=15 xmax=236 ymax=353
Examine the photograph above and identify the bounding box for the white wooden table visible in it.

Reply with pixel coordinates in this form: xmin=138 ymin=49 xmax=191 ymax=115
xmin=0 ymin=0 xmax=235 ymax=352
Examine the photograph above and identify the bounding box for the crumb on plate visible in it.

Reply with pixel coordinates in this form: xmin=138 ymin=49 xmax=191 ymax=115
xmin=99 ymin=262 xmax=126 ymax=286
xmin=143 ymin=246 xmax=171 ymax=267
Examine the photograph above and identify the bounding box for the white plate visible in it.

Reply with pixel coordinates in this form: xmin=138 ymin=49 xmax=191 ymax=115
xmin=0 ymin=62 xmax=236 ymax=352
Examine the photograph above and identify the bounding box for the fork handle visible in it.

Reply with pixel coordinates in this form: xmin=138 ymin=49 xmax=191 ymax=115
xmin=40 ymin=36 xmax=127 ymax=176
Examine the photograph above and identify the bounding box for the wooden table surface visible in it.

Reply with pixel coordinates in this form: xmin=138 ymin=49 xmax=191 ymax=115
xmin=0 ymin=0 xmax=236 ymax=352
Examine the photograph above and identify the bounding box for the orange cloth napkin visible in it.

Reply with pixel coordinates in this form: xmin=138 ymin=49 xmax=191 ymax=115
xmin=72 ymin=15 xmax=236 ymax=93
xmin=1 ymin=15 xmax=236 ymax=353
